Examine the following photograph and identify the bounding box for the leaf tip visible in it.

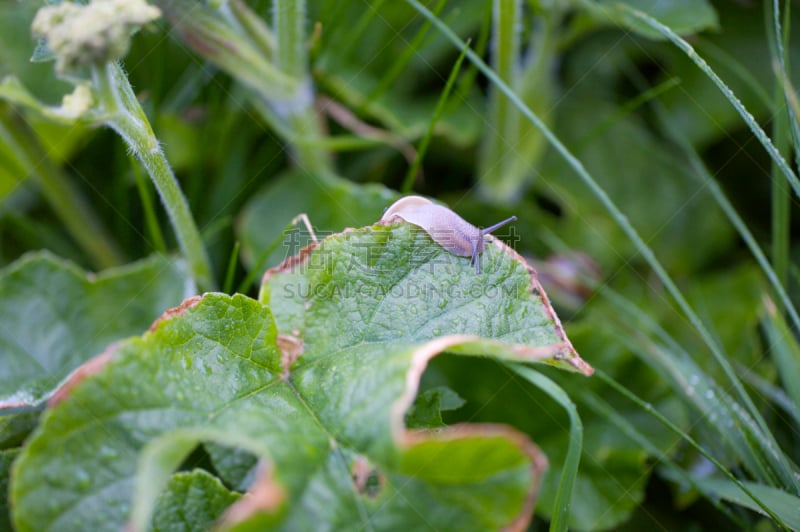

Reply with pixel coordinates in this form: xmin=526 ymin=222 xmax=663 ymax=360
xmin=149 ymin=294 xmax=204 ymax=332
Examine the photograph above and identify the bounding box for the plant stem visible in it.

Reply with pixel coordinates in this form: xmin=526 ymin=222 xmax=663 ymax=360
xmin=478 ymin=0 xmax=522 ymax=202
xmin=274 ymin=0 xmax=306 ymax=79
xmin=272 ymin=0 xmax=332 ymax=175
xmin=92 ymin=62 xmax=215 ymax=291
xmin=0 ymin=109 xmax=123 ymax=269
xmin=402 ymin=42 xmax=469 ymax=193
xmin=130 ymin=154 xmax=167 ymax=254
xmin=767 ymin=0 xmax=793 ymax=302
xmin=158 ymin=0 xmax=332 ymax=175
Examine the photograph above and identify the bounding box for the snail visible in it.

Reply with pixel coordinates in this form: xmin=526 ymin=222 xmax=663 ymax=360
xmin=380 ymin=196 xmax=517 ymax=274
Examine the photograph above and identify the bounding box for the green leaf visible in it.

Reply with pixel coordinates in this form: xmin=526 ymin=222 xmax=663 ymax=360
xmin=151 ymin=470 xmax=241 ymax=532
xmin=509 ymin=365 xmax=582 ymax=532
xmin=12 ymin=223 xmax=588 ymax=530
xmin=0 ymin=252 xmax=190 ymax=410
xmin=236 ymin=170 xmax=398 ymax=275
xmin=404 ymin=386 xmax=465 ymax=429
xmin=30 ymin=40 xmax=56 ymax=64
xmin=430 ymin=353 xmax=662 ymax=530
xmin=762 ymin=298 xmax=800 ymax=414
xmin=259 ymin=222 xmax=591 ymax=375
xmin=205 ymin=443 xmax=257 ymax=491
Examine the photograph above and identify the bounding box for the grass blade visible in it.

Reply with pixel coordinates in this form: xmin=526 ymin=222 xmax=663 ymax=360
xmin=130 ymin=153 xmax=167 ymax=254
xmin=660 ymin=470 xmax=800 ymax=529
xmin=766 ymin=0 xmax=792 ymax=296
xmin=223 ymin=241 xmax=240 ymax=294
xmin=618 ymin=58 xmax=800 ymax=348
xmin=596 ymin=370 xmax=788 ymax=529
xmin=762 ymin=297 xmax=800 ymax=415
xmin=580 ymin=390 xmax=745 ymax=528
xmin=598 ymin=285 xmax=800 ymax=490
xmin=401 ymin=40 xmax=469 ymax=193
xmin=508 ymin=364 xmax=582 ymax=532
xmin=366 ymin=0 xmax=447 ymax=105
xmin=477 ymin=0 xmax=523 ymax=202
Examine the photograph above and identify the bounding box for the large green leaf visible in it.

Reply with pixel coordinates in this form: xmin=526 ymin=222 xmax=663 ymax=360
xmin=259 ymin=222 xmax=590 ymax=376
xmin=12 ymin=223 xmax=590 ymax=530
xmin=0 ymin=252 xmax=190 ymax=410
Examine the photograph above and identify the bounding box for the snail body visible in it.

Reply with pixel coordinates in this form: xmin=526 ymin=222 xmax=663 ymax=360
xmin=380 ymin=196 xmax=516 ymax=274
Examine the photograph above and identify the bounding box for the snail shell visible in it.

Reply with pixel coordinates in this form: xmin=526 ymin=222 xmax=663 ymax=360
xmin=380 ymin=196 xmax=516 ymax=274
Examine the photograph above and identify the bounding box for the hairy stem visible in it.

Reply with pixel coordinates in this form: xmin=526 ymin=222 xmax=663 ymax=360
xmin=93 ymin=62 xmax=214 ymax=291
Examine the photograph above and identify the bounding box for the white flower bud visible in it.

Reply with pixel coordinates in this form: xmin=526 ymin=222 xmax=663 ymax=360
xmin=31 ymin=0 xmax=161 ymax=73
xmin=59 ymin=84 xmax=95 ymax=119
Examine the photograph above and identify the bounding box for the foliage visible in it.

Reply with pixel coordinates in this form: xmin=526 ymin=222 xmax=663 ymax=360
xmin=1 ymin=0 xmax=800 ymax=530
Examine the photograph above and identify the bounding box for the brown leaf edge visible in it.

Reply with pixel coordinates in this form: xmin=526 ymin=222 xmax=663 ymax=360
xmin=216 ymin=462 xmax=286 ymax=529
xmin=47 ymin=295 xmax=205 ymax=410
xmin=0 ymin=343 xmax=118 ymax=412
xmin=0 ymin=295 xmax=203 ymax=413
xmin=46 ymin=344 xmax=118 ymax=407
xmin=149 ymin=295 xmax=203 ymax=332
xmin=0 ymin=253 xmax=190 ymax=412
xmin=262 ymin=221 xmax=593 ymax=376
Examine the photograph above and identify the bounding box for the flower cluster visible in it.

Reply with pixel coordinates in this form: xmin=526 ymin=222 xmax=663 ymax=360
xmin=32 ymin=0 xmax=161 ymax=73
